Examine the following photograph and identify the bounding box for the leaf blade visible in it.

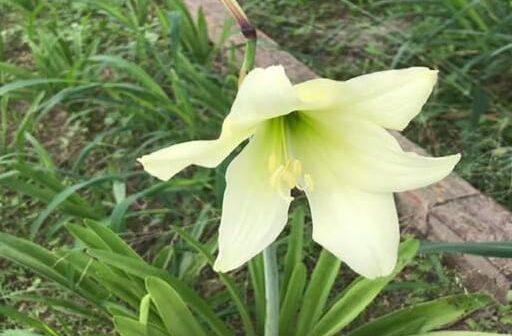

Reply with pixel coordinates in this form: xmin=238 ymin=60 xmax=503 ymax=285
xmin=145 ymin=277 xmax=207 ymax=336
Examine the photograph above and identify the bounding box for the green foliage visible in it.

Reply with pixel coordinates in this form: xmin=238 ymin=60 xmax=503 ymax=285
xmin=144 ymin=277 xmax=207 ymax=336
xmin=420 ymin=241 xmax=512 ymax=257
xmin=172 ymin=225 xmax=257 ymax=336
xmin=411 ymin=333 xmax=505 ymax=336
xmin=295 ymin=249 xmax=341 ymax=335
xmin=310 ymin=240 xmax=419 ymax=336
xmin=0 ymin=220 xmax=233 ymax=335
xmin=0 ymin=306 xmax=59 ymax=336
xmin=0 ymin=0 xmax=509 ymax=334
xmin=1 ymin=216 xmax=499 ymax=335
xmin=349 ymin=294 xmax=493 ymax=336
xmin=0 ymin=0 xmax=233 ymax=240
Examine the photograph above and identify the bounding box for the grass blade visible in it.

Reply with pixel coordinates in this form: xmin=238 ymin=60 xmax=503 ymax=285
xmin=87 ymin=249 xmax=232 ymax=336
xmin=349 ymin=294 xmax=493 ymax=336
xmin=280 ymin=262 xmax=306 ymax=336
xmin=420 ymin=241 xmax=512 ymax=257
xmin=145 ymin=277 xmax=207 ymax=336
xmin=30 ymin=175 xmax=116 ymax=238
xmin=0 ymin=305 xmax=59 ymax=336
xmin=89 ymin=55 xmax=167 ymax=98
xmin=281 ymin=206 xmax=305 ymax=299
xmin=172 ymin=226 xmax=256 ymax=336
xmin=84 ymin=219 xmax=142 ymax=260
xmin=410 ymin=332 xmax=504 ymax=336
xmin=311 ymin=239 xmax=420 ymax=336
xmin=295 ymin=249 xmax=341 ymax=336
xmin=108 ymin=179 xmax=203 ymax=232
xmin=248 ymin=255 xmax=265 ymax=334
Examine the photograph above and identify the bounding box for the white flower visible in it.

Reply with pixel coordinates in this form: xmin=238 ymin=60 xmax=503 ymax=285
xmin=138 ymin=66 xmax=460 ymax=279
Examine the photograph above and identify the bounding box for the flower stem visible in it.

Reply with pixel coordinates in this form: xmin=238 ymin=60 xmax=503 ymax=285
xmin=218 ymin=0 xmax=257 ymax=86
xmin=263 ymin=243 xmax=279 ymax=336
xmin=239 ymin=38 xmax=256 ymax=86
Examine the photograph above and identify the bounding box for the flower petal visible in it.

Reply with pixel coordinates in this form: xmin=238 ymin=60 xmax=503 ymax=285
xmin=339 ymin=119 xmax=461 ymax=192
xmin=290 ymin=120 xmax=400 ymax=278
xmin=138 ymin=65 xmax=302 ymax=180
xmin=307 ymin=184 xmax=399 ymax=279
xmin=290 ymin=114 xmax=460 ymax=193
xmin=137 ymin=134 xmax=244 ymax=181
xmin=227 ymin=65 xmax=303 ymax=127
xmin=213 ymin=124 xmax=292 ymax=272
xmin=294 ymin=67 xmax=438 ymax=130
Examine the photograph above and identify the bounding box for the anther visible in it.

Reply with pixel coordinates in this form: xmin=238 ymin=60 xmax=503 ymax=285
xmin=268 ymin=157 xmax=313 ymax=194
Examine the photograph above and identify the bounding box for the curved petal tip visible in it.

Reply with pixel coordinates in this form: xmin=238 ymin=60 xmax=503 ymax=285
xmin=212 ymin=254 xmax=240 ymax=273
xmin=136 ymin=155 xmax=175 ymax=181
xmin=136 ymin=149 xmax=190 ymax=181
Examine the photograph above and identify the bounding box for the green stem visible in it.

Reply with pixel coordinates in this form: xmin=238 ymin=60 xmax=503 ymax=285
xmin=218 ymin=0 xmax=257 ymax=86
xmin=263 ymin=243 xmax=279 ymax=336
xmin=239 ymin=38 xmax=257 ymax=86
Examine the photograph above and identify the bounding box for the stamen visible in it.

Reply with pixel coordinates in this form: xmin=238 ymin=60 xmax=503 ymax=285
xmin=268 ymin=163 xmax=294 ymax=202
xmin=281 ymin=170 xmax=297 ymax=188
xmin=270 ymin=165 xmax=285 ymax=189
xmin=268 ymin=154 xmax=278 ymax=173
xmin=304 ymin=174 xmax=315 ymax=192
xmin=265 ymin=117 xmax=314 ymax=198
xmin=291 ymin=159 xmax=302 ymax=177
xmin=268 ymin=157 xmax=314 ymax=194
xmin=296 ymin=173 xmax=315 ymax=192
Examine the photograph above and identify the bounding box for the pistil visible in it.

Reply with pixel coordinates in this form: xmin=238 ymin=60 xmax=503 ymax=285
xmin=266 ymin=117 xmax=314 ymax=196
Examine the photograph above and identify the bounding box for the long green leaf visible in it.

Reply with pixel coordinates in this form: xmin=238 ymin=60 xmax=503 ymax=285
xmin=89 ymin=55 xmax=167 ymax=98
xmin=178 ymin=205 xmax=213 ymax=281
xmin=13 ymin=93 xmax=44 ymax=149
xmin=295 ymin=249 xmax=341 ymax=336
xmin=248 ymin=255 xmax=265 ymax=334
xmin=61 ymin=250 xmax=144 ymax=308
xmin=311 ymin=239 xmax=420 ymax=336
xmin=420 ymin=241 xmax=512 ymax=257
xmin=109 ymin=179 xmax=202 ymax=232
xmin=66 ymin=224 xmax=111 ymax=250
xmin=0 ymin=79 xmax=70 ymax=96
xmin=0 ymin=62 xmax=34 ymax=78
xmin=172 ymin=226 xmax=256 ymax=336
xmin=114 ymin=316 xmax=149 ymax=336
xmin=30 ymin=175 xmax=115 ymax=237
xmin=0 ymin=330 xmax=45 ymax=336
xmin=36 ymin=84 xmax=101 ymax=119
xmin=0 ymin=232 xmax=106 ymax=303
xmin=114 ymin=316 xmax=168 ymax=336
xmin=145 ymin=277 xmax=207 ymax=336
xmin=280 ymin=262 xmax=307 ymax=336
xmin=349 ymin=294 xmax=493 ymax=336
xmin=410 ymin=333 xmax=505 ymax=336
xmin=0 ymin=305 xmax=59 ymax=336
xmin=84 ymin=219 xmax=142 ymax=260
xmin=281 ymin=206 xmax=305 ymax=299
xmin=87 ymin=249 xmax=232 ymax=336
xmin=11 ymin=295 xmax=108 ymax=323
xmin=24 ymin=133 xmax=55 ymax=169
xmin=78 ymin=0 xmax=136 ymax=28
